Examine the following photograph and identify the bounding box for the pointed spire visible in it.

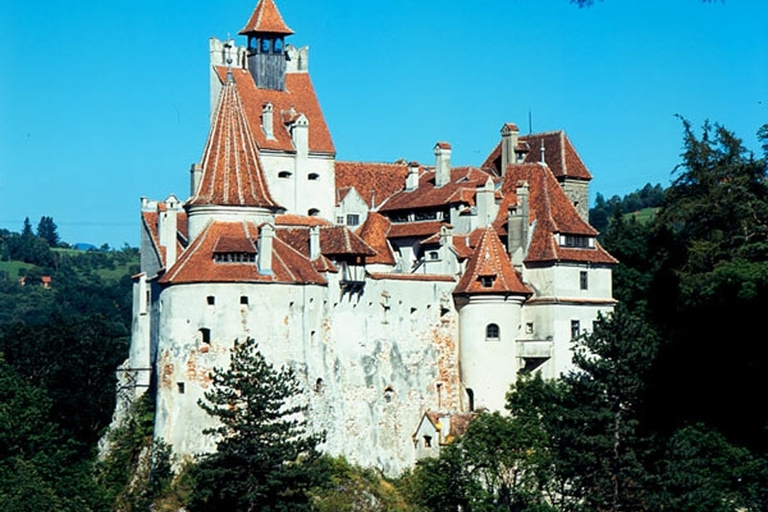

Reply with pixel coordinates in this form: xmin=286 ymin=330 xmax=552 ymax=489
xmin=190 ymin=76 xmax=279 ymax=209
xmin=454 ymin=227 xmax=531 ymax=296
xmin=239 ymin=0 xmax=294 ymax=36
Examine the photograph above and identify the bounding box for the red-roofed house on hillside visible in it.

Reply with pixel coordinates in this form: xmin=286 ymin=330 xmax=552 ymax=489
xmin=119 ymin=0 xmax=616 ymax=476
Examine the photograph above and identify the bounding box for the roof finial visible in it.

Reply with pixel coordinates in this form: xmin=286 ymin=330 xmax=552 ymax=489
xmin=540 ymin=139 xmax=546 ymax=165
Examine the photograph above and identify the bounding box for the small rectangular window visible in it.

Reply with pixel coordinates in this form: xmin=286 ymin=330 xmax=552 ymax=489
xmin=571 ymin=320 xmax=581 ymax=340
xmin=207 ymin=296 xmax=215 ymax=306
xmin=177 ymin=382 xmax=185 ymax=394
xmin=200 ymin=328 xmax=211 ymax=344
xmin=580 ymin=271 xmax=588 ymax=290
xmin=526 ymin=322 xmax=534 ymax=334
xmin=240 ymin=296 xmax=249 ymax=305
xmin=346 ymin=214 xmax=360 ymax=226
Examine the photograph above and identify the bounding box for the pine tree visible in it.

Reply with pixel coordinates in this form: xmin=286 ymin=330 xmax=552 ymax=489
xmin=36 ymin=216 xmax=60 ymax=247
xmin=189 ymin=338 xmax=326 ymax=512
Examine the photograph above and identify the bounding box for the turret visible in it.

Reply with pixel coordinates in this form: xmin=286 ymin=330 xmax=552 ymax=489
xmin=239 ymin=0 xmax=294 ymax=91
xmin=453 ymin=228 xmax=532 ymax=412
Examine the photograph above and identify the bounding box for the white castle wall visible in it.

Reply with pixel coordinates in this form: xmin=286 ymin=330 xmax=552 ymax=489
xmin=153 ymin=275 xmax=461 ymax=475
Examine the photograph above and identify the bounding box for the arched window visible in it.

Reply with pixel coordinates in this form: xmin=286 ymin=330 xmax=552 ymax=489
xmin=308 ymin=172 xmax=320 ymax=181
xmin=466 ymin=388 xmax=475 ymax=412
xmin=486 ymin=323 xmax=500 ymax=341
xmin=308 ymin=208 xmax=320 ymax=217
xmin=278 ymin=171 xmax=293 ymax=179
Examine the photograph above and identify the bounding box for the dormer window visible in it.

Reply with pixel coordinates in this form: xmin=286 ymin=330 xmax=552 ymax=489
xmin=213 ymin=252 xmax=257 ymax=263
xmin=479 ymin=275 xmax=495 ymax=288
xmin=561 ymin=235 xmax=592 ymax=248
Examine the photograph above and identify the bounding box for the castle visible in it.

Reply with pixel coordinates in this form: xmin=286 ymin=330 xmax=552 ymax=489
xmin=123 ymin=0 xmax=616 ymax=475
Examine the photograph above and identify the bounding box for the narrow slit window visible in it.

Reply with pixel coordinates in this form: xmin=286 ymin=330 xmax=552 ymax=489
xmin=200 ymin=328 xmax=211 ymax=344
xmin=580 ymin=271 xmax=588 ymax=290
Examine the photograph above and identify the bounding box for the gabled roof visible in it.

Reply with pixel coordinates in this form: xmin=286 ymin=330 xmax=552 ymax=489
xmin=356 ymin=212 xmax=396 ymax=265
xmin=239 ymin=0 xmax=294 ymax=36
xmin=454 ymin=227 xmax=532 ymax=296
xmin=335 ymin=161 xmax=410 ymax=208
xmin=190 ymin=75 xmax=279 ymax=209
xmin=482 ymin=130 xmax=592 ymax=181
xmin=159 ymin=221 xmax=326 ymax=285
xmin=276 ymin=225 xmax=376 ymax=258
xmin=141 ymin=209 xmax=188 ymax=269
xmin=379 ymin=167 xmax=492 ymax=212
xmin=494 ymin=164 xmax=616 ymax=265
xmin=214 ymin=67 xmax=335 ymax=155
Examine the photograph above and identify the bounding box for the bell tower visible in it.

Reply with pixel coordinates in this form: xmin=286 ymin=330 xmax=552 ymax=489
xmin=239 ymin=0 xmax=294 ymax=91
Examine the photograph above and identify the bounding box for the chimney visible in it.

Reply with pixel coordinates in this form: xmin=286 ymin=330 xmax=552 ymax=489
xmin=406 ymin=161 xmax=420 ymax=191
xmin=439 ymin=225 xmax=454 ymax=249
xmin=159 ymin=195 xmax=180 ymax=268
xmin=434 ymin=142 xmax=452 ymax=188
xmin=291 ymin=113 xmax=309 ymax=158
xmin=257 ymin=223 xmax=275 ymax=275
xmin=262 ymin=103 xmax=275 ymax=140
xmin=190 ymin=163 xmax=203 ymax=197
xmin=476 ymin=177 xmax=496 ymax=228
xmin=309 ymin=225 xmax=321 ymax=260
xmin=500 ymin=123 xmax=519 ymax=175
xmin=508 ymin=181 xmax=530 ymax=269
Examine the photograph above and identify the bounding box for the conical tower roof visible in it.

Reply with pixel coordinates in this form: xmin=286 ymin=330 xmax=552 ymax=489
xmin=189 ymin=74 xmax=279 ymax=209
xmin=454 ymin=227 xmax=532 ymax=296
xmin=239 ymin=0 xmax=294 ymax=36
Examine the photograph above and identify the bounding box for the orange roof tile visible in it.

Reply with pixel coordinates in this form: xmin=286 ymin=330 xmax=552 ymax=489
xmin=388 ymin=220 xmax=449 ymax=239
xmin=275 ymin=214 xmax=331 ymax=227
xmin=379 ymin=167 xmax=492 ymax=212
xmin=491 ymin=164 xmax=616 ymax=265
xmin=454 ymin=227 xmax=532 ymax=296
xmin=239 ymin=0 xmax=294 ymax=36
xmin=335 ymin=161 xmax=409 ymax=208
xmin=355 ymin=212 xmax=396 ymax=265
xmin=276 ymin=225 xmax=376 ymax=258
xmin=160 ymin=221 xmax=326 ymax=285
xmin=214 ymin=67 xmax=335 ymax=154
xmin=142 ymin=210 xmax=189 ymax=269
xmin=482 ymin=130 xmax=592 ymax=181
xmin=190 ymin=76 xmax=279 ymax=209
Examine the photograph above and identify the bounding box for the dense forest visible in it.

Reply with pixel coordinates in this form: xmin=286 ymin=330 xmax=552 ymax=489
xmin=2 ymin=119 xmax=768 ymax=511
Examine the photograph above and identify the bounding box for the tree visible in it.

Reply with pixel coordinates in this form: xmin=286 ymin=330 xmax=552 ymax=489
xmin=36 ymin=216 xmax=60 ymax=247
xmin=557 ymin=305 xmax=659 ymax=512
xmin=21 ymin=217 xmax=33 ymax=237
xmin=647 ymin=120 xmax=768 ymax=452
xmin=189 ymin=338 xmax=326 ymax=512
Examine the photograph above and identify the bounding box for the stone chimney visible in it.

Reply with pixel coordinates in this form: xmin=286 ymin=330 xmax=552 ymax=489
xmin=262 ymin=103 xmax=275 ymax=140
xmin=500 ymin=123 xmax=519 ymax=175
xmin=406 ymin=161 xmax=420 ymax=191
xmin=309 ymin=225 xmax=321 ymax=260
xmin=190 ymin=163 xmax=203 ymax=197
xmin=439 ymin=225 xmax=454 ymax=248
xmin=476 ymin=177 xmax=496 ymax=228
xmin=257 ymin=223 xmax=275 ymax=275
xmin=434 ymin=142 xmax=452 ymax=188
xmin=159 ymin=195 xmax=181 ymax=269
xmin=291 ymin=114 xmax=309 ymax=158
xmin=507 ymin=181 xmax=530 ymax=269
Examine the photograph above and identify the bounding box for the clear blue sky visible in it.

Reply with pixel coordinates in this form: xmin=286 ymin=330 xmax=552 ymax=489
xmin=1 ymin=0 xmax=766 ymax=247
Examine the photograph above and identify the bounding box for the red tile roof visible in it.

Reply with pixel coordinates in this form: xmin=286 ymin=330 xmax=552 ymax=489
xmin=379 ymin=167 xmax=492 ymax=212
xmin=239 ymin=0 xmax=294 ymax=36
xmin=159 ymin=221 xmax=326 ymax=285
xmin=276 ymin=225 xmax=375 ymax=258
xmin=214 ymin=67 xmax=335 ymax=155
xmin=190 ymin=76 xmax=279 ymax=209
xmin=493 ymin=164 xmax=616 ymax=265
xmin=482 ymin=130 xmax=592 ymax=181
xmin=454 ymin=227 xmax=532 ymax=296
xmin=335 ymin=161 xmax=409 ymax=208
xmin=355 ymin=212 xmax=396 ymax=265
xmin=142 ymin=210 xmax=189 ymax=269
xmin=275 ymin=214 xmax=331 ymax=227
xmin=388 ymin=220 xmax=449 ymax=239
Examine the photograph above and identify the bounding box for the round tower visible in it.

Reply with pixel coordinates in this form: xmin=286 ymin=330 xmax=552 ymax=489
xmin=453 ymin=227 xmax=532 ymax=412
